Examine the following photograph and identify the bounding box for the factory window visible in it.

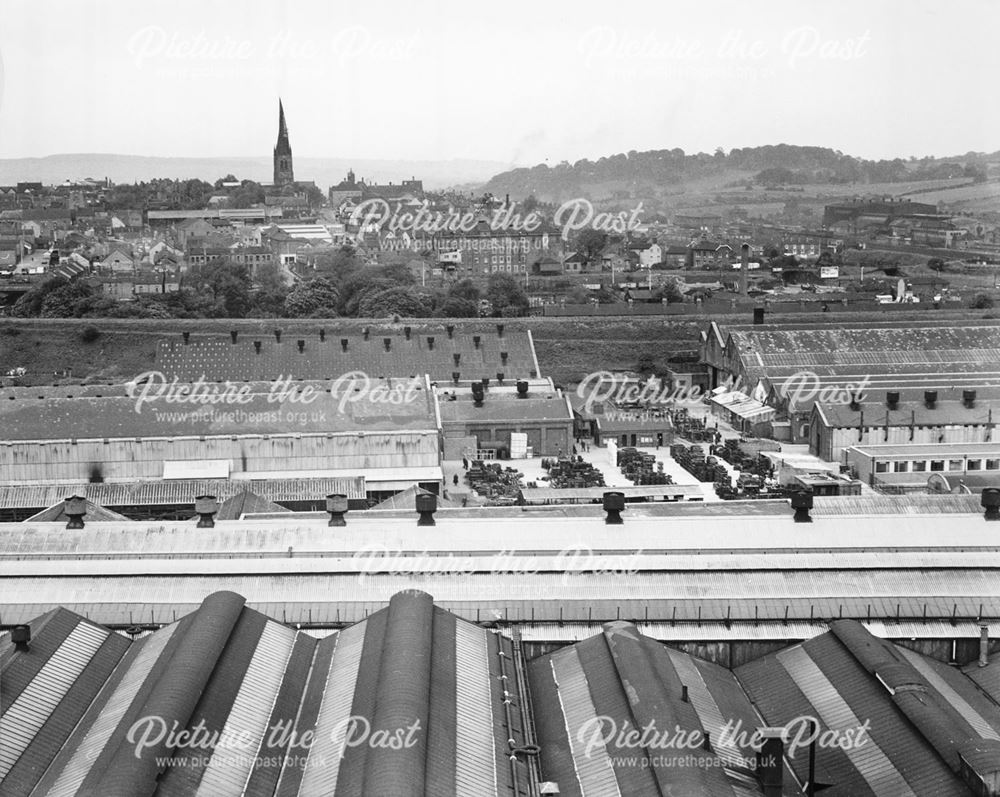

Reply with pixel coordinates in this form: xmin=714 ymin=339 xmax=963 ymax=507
xmin=968 ymin=459 xmax=982 ymax=471
xmin=948 ymin=459 xmax=964 ymax=471
xmin=987 ymin=459 xmax=1000 ymax=470
xmin=930 ymin=460 xmax=945 ymax=471
xmin=912 ymin=460 xmax=927 ymax=472
xmin=893 ymin=461 xmax=908 ymax=472
xmin=874 ymin=461 xmax=889 ymax=473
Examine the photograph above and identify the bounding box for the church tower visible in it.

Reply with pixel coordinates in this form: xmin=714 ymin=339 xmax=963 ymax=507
xmin=273 ymin=99 xmax=294 ymax=186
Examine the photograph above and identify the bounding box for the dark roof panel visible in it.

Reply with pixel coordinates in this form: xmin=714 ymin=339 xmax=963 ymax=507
xmin=803 ymin=632 xmax=967 ymax=796
xmin=738 ymin=627 xmax=975 ymax=797
xmin=0 ymin=629 xmax=129 ymax=797
xmin=425 ymin=607 xmax=458 ymax=796
xmin=529 ymin=622 xmax=788 ymax=796
xmin=85 ymin=592 xmax=247 ymax=796
xmin=574 ymin=632 xmax=662 ymax=795
xmin=24 ymin=499 xmax=130 ymax=523
xmin=214 ymin=490 xmax=292 ymax=520
xmin=737 ymin=649 xmax=862 ymax=795
xmin=155 ymin=607 xmax=268 ymax=796
xmin=528 ymin=654 xmax=583 ymax=797
xmin=271 ymin=634 xmax=337 ymax=797
xmin=242 ymin=631 xmax=318 ymax=797
xmin=155 ymin=328 xmax=540 ymax=384
xmin=332 ymin=607 xmax=387 ymax=795
xmin=964 ymin=652 xmax=1000 ymax=705
xmin=1 ymin=607 xmax=80 ymax=713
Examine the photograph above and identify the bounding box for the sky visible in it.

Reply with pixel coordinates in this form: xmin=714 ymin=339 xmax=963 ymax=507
xmin=0 ymin=0 xmax=997 ymax=167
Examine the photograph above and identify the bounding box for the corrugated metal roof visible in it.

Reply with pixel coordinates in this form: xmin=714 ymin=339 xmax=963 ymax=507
xmin=2 ymin=569 xmax=996 ymax=629
xmin=0 ymin=621 xmax=108 ymax=781
xmin=44 ymin=623 xmax=179 ymax=797
xmin=737 ymin=643 xmax=860 ymax=794
xmin=7 ymin=551 xmax=1000 ymax=578
xmin=1 ymin=569 xmax=993 ymax=602
xmin=530 ymin=623 xmax=788 ymax=795
xmin=806 ymin=631 xmax=972 ymax=797
xmin=847 ymin=442 xmax=1000 ymax=458
xmin=454 ymin=620 xmax=499 ymax=796
xmin=6 ymin=592 xmax=532 ymax=796
xmin=154 ymin=330 xmax=539 ymax=384
xmin=0 ymin=476 xmax=367 ymax=509
xmin=0 ymin=387 xmax=438 ymax=440
xmin=9 ymin=589 xmax=1000 ymax=796
xmin=965 ymin=654 xmax=1000 ymax=704
xmin=4 ymin=510 xmax=998 ymax=558
xmin=897 ymin=646 xmax=1000 ymax=742
xmin=711 ymin=390 xmax=776 ymax=422
xmin=776 ymin=646 xmax=917 ymax=797
xmin=810 ymin=494 xmax=983 ymax=515
xmin=1 ymin=608 xmax=75 ymax=711
xmin=214 ymin=490 xmax=292 ymax=521
xmin=246 ymin=466 xmax=442 ymax=486
xmin=515 ymin=620 xmax=993 ymax=643
xmin=523 ymin=484 xmax=706 ymax=502
xmin=195 ymin=621 xmax=298 ymax=796
xmin=297 ymin=620 xmax=367 ymax=795
xmin=819 ymin=398 xmax=998 ymax=429
xmin=370 ymin=485 xmax=459 ymax=511
xmin=665 ymin=648 xmax=745 ymax=770
xmin=738 ymin=629 xmax=974 ymax=797
xmin=727 ymin=324 xmax=1000 ymax=361
xmin=548 ymin=648 xmax=623 ymax=796
xmin=23 ymin=499 xmax=130 ymax=523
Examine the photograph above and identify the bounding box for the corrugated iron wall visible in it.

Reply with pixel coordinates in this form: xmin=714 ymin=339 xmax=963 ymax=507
xmin=828 ymin=424 xmax=994 ymax=461
xmin=0 ymin=432 xmax=439 ymax=483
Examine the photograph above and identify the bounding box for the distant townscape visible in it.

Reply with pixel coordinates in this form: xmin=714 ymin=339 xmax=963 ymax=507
xmin=1 ymin=101 xmax=998 ymax=324
xmin=3 ymin=100 xmax=1000 ymax=797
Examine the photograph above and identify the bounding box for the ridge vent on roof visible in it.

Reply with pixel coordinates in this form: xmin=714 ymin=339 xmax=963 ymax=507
xmin=85 ymin=591 xmax=246 ymax=795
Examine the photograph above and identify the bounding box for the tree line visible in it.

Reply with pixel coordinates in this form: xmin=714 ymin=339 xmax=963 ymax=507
xmin=9 ymin=248 xmax=532 ymax=320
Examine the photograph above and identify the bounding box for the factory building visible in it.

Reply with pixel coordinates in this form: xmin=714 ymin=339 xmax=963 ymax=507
xmin=3 ymin=490 xmax=1000 ymax=797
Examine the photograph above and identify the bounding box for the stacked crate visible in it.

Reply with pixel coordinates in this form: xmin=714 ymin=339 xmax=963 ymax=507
xmin=466 ymin=461 xmax=525 ymax=504
xmin=616 ymin=448 xmax=672 ymax=486
xmin=544 ymin=457 xmax=606 ymax=489
xmin=668 ymin=442 xmax=721 ymax=483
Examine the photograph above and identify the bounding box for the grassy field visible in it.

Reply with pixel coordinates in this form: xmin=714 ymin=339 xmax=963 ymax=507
xmin=543 ymin=174 xmax=1000 ymax=218
xmin=667 ymin=178 xmax=989 ymax=220
xmin=806 ymin=177 xmax=972 ymax=197
xmin=897 ymin=180 xmax=1000 ymax=211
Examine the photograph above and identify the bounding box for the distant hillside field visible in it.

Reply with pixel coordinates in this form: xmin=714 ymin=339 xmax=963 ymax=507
xmin=897 ymin=180 xmax=1000 ymax=211
xmin=481 ymin=145 xmax=1000 ymax=214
